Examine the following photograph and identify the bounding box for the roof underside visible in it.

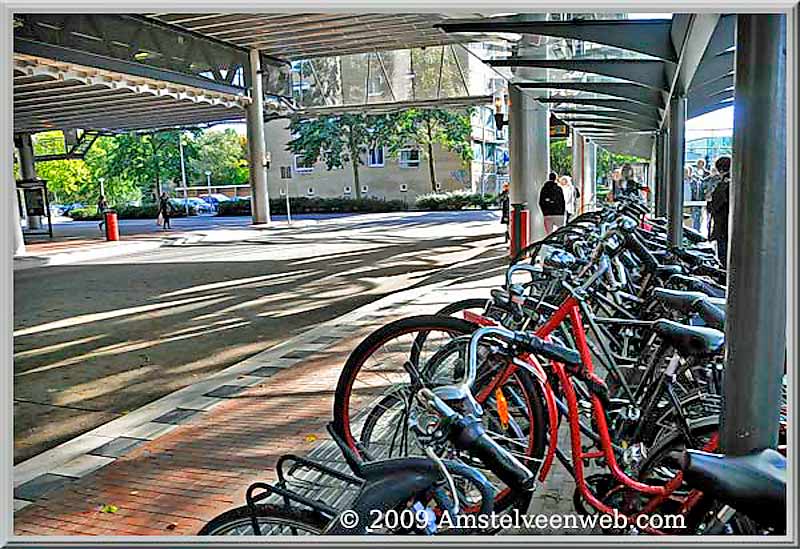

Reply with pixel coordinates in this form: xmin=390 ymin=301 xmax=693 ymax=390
xmin=145 ymin=13 xmax=477 ymax=61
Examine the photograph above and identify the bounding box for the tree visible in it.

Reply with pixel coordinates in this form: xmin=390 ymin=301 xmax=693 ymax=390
xmin=287 ymin=113 xmax=396 ymax=198
xmin=385 ymin=108 xmax=473 ymax=191
xmin=596 ymin=148 xmax=647 ymax=181
xmin=187 ymin=129 xmax=248 ymax=186
xmin=550 ymin=138 xmax=572 ymax=178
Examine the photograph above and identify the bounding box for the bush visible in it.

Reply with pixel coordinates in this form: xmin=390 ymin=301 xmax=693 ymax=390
xmin=68 ymin=203 xmax=194 ymax=221
xmin=217 ymin=197 xmax=408 ymax=216
xmin=415 ymin=191 xmax=499 ymax=211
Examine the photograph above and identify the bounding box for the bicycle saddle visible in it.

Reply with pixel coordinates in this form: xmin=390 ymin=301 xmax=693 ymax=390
xmin=666 ymin=274 xmax=727 ymax=298
xmin=652 ymin=320 xmax=724 ymax=357
xmin=652 ymin=288 xmax=709 ymax=314
xmin=544 ymin=250 xmax=577 ymax=269
xmin=681 ymin=448 xmax=786 ymax=532
xmin=655 ymin=264 xmax=684 ymax=278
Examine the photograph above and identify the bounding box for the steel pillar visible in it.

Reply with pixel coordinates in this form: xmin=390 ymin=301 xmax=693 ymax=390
xmin=571 ymin=131 xmax=584 ymax=212
xmin=654 ymin=130 xmax=668 ymax=217
xmin=17 ymin=133 xmax=44 ymax=232
xmin=719 ymin=14 xmax=787 ymax=456
xmin=666 ymin=94 xmax=686 ymax=247
xmin=583 ymin=140 xmax=597 ymax=211
xmin=246 ymin=49 xmax=271 ymax=225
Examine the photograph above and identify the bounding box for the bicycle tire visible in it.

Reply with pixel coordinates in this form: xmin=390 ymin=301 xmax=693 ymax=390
xmin=332 ymin=315 xmax=549 ymax=513
xmin=198 ymin=504 xmax=328 ymax=536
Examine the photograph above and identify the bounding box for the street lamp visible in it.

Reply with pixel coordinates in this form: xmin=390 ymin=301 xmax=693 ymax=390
xmin=204 ymin=170 xmax=212 ymax=196
xmin=98 ymin=177 xmax=105 ymax=198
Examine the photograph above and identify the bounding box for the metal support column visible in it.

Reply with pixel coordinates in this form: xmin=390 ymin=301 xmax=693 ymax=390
xmin=246 ymin=49 xmax=271 ymax=225
xmin=11 ymin=142 xmax=26 ymax=256
xmin=654 ymin=130 xmax=668 ymax=217
xmin=583 ymin=140 xmax=597 ymax=211
xmin=571 ymin=131 xmax=584 ymax=212
xmin=666 ymin=94 xmax=686 ymax=247
xmin=17 ymin=133 xmax=43 ymax=231
xmin=720 ymin=14 xmax=787 ymax=455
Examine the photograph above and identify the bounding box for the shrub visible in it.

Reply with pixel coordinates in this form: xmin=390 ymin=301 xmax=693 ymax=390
xmin=67 ymin=203 xmax=194 ymax=221
xmin=415 ymin=190 xmax=499 ymax=211
xmin=218 ymin=197 xmax=408 ymax=216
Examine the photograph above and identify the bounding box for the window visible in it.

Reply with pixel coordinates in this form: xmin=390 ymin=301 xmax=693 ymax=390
xmin=307 ymin=188 xmax=314 ymax=196
xmin=343 ymin=186 xmax=352 ymax=195
xmin=367 ymin=73 xmax=385 ymax=97
xmin=435 ymin=183 xmax=442 ymax=191
xmin=399 ymin=148 xmax=420 ymax=168
xmin=367 ymin=146 xmax=385 ymax=167
xmin=399 ymin=184 xmax=408 ymax=192
xmin=294 ymin=154 xmax=314 ymax=173
xmin=361 ymin=185 xmax=369 ymax=194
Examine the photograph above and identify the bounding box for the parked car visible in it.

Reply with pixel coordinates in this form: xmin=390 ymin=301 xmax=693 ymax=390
xmin=171 ymin=197 xmax=214 ymax=215
xmin=199 ymin=193 xmax=232 ymax=209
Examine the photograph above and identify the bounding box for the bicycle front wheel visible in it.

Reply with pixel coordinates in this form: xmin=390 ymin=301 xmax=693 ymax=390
xmin=198 ymin=504 xmax=328 ymax=536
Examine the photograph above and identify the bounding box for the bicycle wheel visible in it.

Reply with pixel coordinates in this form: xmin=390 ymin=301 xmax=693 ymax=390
xmin=198 ymin=504 xmax=328 ymax=536
xmin=332 ymin=315 xmax=549 ymax=513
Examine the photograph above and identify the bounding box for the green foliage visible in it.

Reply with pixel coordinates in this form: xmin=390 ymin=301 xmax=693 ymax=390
xmin=550 ymin=139 xmax=572 ymax=177
xmin=415 ymin=190 xmax=498 ymax=211
xmin=217 ymin=196 xmax=407 ymax=216
xmin=596 ymin=148 xmax=646 ymax=180
xmin=68 ymin=203 xmax=194 ymax=221
xmin=384 ymin=108 xmax=473 ymax=191
xmin=287 ymin=113 xmax=397 ymax=198
xmin=187 ymin=129 xmax=249 ymax=186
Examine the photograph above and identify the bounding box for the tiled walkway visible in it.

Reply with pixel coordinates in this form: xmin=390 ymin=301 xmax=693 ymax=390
xmin=16 ymin=252 xmax=534 ymax=536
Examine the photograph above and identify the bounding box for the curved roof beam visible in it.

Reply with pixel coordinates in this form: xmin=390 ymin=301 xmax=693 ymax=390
xmin=516 ymin=81 xmax=663 ymax=107
xmin=436 ymin=17 xmax=678 ymax=62
xmin=491 ymin=58 xmax=668 ymax=90
xmin=537 ymin=97 xmax=661 ymax=119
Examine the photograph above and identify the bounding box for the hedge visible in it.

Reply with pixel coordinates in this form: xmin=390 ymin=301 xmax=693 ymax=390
xmin=415 ymin=191 xmax=499 ymax=211
xmin=69 ymin=203 xmax=195 ymax=221
xmin=217 ymin=197 xmax=408 ymax=216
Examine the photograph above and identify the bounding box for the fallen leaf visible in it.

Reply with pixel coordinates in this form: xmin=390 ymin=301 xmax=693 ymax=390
xmin=304 ymin=434 xmax=317 ymax=443
xmin=166 ymin=523 xmax=177 ymax=530
xmin=99 ymin=504 xmax=119 ymax=514
xmin=129 ymin=491 xmax=139 ymax=496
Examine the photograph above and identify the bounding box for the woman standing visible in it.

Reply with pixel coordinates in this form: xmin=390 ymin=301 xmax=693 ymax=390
xmin=558 ymin=175 xmax=580 ymax=223
xmin=157 ymin=192 xmax=172 ymax=230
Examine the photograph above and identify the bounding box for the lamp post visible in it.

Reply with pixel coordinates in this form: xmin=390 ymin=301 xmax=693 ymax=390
xmin=178 ymin=132 xmax=189 ymax=215
xmin=205 ymin=170 xmax=212 ymax=196
xmin=98 ymin=177 xmax=105 ymax=198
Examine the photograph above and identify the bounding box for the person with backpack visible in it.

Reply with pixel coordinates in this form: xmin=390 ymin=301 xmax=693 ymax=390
xmin=539 ymin=172 xmax=566 ymax=234
xmin=708 ymin=156 xmax=732 ymax=263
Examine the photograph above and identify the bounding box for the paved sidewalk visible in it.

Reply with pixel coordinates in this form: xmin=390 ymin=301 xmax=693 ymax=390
xmin=14 ymin=249 xmax=513 ymax=536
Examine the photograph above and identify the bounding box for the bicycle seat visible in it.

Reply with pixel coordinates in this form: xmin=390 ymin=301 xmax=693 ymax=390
xmin=681 ymin=449 xmax=786 ymax=532
xmin=656 ymin=264 xmax=684 ymax=278
xmin=652 ymin=288 xmax=708 ymax=314
xmin=652 ymin=320 xmax=724 ymax=356
xmin=544 ymin=250 xmax=577 ymax=270
xmin=666 ymin=274 xmax=727 ymax=298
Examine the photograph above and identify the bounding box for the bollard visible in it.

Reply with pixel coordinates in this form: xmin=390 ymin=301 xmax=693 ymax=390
xmin=509 ymin=203 xmax=530 ymax=259
xmin=105 ymin=211 xmax=119 ymax=241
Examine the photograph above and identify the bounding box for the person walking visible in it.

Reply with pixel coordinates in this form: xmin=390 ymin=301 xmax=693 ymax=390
xmin=695 ymin=158 xmax=710 ymax=180
xmin=702 ymin=159 xmax=723 ymax=235
xmin=157 ymin=192 xmax=172 ymax=230
xmin=558 ymin=175 xmax=580 ymax=223
xmin=539 ymin=172 xmax=566 ymax=234
xmin=97 ymin=194 xmax=109 ymax=234
xmin=707 ymin=156 xmax=731 ymax=263
xmin=499 ymin=183 xmax=510 ymax=242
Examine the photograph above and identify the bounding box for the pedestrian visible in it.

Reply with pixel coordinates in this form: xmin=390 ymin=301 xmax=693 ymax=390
xmin=707 ymin=156 xmax=731 ymax=263
xmin=539 ymin=172 xmax=566 ymax=234
xmin=695 ymin=158 xmax=710 ymax=180
xmin=702 ymin=159 xmax=723 ymax=235
xmin=610 ymin=168 xmax=623 ymax=200
xmin=157 ymin=192 xmax=172 ymax=230
xmin=499 ymin=183 xmax=510 ymax=242
xmin=97 ymin=194 xmax=109 ymax=234
xmin=558 ymin=175 xmax=580 ymax=223
xmin=620 ymin=164 xmax=640 ymax=197
xmin=683 ymin=166 xmax=702 ymax=231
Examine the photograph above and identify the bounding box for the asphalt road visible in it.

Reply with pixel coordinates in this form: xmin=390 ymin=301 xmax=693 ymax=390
xmin=14 ymin=211 xmax=505 ymax=463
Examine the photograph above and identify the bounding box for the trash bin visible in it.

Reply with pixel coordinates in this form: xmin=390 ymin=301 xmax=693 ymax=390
xmin=104 ymin=210 xmax=119 ymax=241
xmin=509 ymin=203 xmax=529 ymax=259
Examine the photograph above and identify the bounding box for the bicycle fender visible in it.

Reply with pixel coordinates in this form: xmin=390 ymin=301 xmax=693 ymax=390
xmin=517 ymin=353 xmax=558 ymax=482
xmin=323 ymin=457 xmax=442 ymax=535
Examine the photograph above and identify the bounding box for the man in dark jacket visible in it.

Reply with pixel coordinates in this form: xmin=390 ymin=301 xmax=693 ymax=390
xmin=708 ymin=156 xmax=731 ymax=263
xmin=539 ymin=172 xmax=566 ymax=234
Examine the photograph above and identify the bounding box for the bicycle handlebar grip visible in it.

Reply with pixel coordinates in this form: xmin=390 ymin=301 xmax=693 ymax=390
xmin=451 ymin=416 xmax=536 ymax=492
xmin=515 ymin=332 xmax=582 ymax=366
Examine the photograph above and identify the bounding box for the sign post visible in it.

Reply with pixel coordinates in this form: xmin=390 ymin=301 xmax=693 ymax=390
xmin=280 ymin=166 xmax=293 ymax=225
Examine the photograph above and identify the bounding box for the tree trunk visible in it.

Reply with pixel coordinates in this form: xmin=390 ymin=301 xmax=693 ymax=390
xmin=426 ymin=121 xmax=437 ymax=192
xmin=352 ymin=154 xmax=361 ymax=199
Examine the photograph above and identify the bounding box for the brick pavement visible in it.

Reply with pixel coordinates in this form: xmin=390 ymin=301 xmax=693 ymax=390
xmin=13 ymin=249 xmax=592 ymax=537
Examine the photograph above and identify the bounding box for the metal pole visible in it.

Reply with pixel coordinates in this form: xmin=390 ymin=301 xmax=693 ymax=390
xmin=719 ymin=14 xmax=786 ymax=456
xmin=247 ymin=48 xmax=271 ymax=225
xmin=285 ymin=182 xmax=292 ymax=225
xmin=178 ymin=133 xmax=189 ymax=215
xmin=18 ymin=133 xmax=43 ymax=231
xmin=654 ymin=130 xmax=667 ymax=217
xmin=666 ymin=94 xmax=686 ymax=247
